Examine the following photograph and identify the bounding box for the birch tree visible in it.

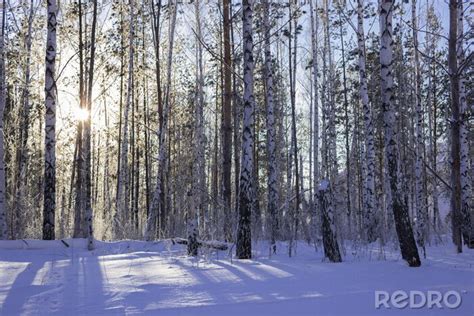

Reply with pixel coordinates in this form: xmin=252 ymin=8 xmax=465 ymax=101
xmin=84 ymin=0 xmax=98 ymax=250
xmin=318 ymin=179 xmax=341 ymax=262
xmin=43 ymin=0 xmax=58 ymax=240
xmin=356 ymin=0 xmax=377 ymax=243
xmin=379 ymin=0 xmax=420 ymax=266
xmin=263 ymin=0 xmax=278 ymax=253
xmin=14 ymin=0 xmax=35 ymax=238
xmin=457 ymin=0 xmax=472 ymax=248
xmin=236 ymin=0 xmax=255 ymax=259
xmin=146 ymin=0 xmax=177 ymax=241
xmin=0 ymin=0 xmax=7 ymax=239
xmin=448 ymin=0 xmax=462 ymax=253
xmin=309 ymin=0 xmax=320 ymax=241
xmin=222 ymin=0 xmax=232 ymax=242
xmin=412 ymin=0 xmax=426 ymax=254
xmin=188 ymin=0 xmax=205 ymax=255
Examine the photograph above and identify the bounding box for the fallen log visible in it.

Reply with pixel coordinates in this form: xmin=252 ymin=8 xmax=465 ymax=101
xmin=171 ymin=238 xmax=229 ymax=251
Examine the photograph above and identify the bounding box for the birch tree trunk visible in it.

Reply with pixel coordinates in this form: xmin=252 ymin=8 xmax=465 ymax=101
xmin=43 ymin=0 xmax=58 ymax=240
xmin=146 ymin=0 xmax=177 ymax=241
xmin=412 ymin=0 xmax=426 ymax=254
xmin=309 ymin=0 xmax=320 ymax=242
xmin=318 ymin=179 xmax=341 ymax=262
xmin=14 ymin=0 xmax=35 ymax=238
xmin=457 ymin=0 xmax=473 ymax=248
xmin=222 ymin=0 xmax=233 ymax=242
xmin=115 ymin=0 xmax=135 ymax=239
xmin=356 ymin=0 xmax=377 ymax=243
xmin=0 ymin=0 xmax=7 ymax=239
xmin=263 ymin=0 xmax=278 ymax=253
xmin=188 ymin=0 xmax=205 ymax=255
xmin=448 ymin=0 xmax=462 ymax=253
xmin=84 ymin=0 xmax=97 ymax=250
xmin=236 ymin=0 xmax=255 ymax=259
xmin=288 ymin=0 xmax=300 ymax=257
xmin=379 ymin=0 xmax=420 ymax=266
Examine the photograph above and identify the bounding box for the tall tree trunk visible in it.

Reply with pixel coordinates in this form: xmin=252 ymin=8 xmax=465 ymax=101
xmin=337 ymin=6 xmax=351 ymax=239
xmin=189 ymin=0 xmax=205 ymax=255
xmin=14 ymin=0 xmax=35 ymax=238
xmin=146 ymin=0 xmax=177 ymax=241
xmin=356 ymin=0 xmax=376 ymax=242
xmin=457 ymin=0 xmax=472 ymax=248
xmin=115 ymin=0 xmax=135 ymax=239
xmin=73 ymin=0 xmax=85 ymax=238
xmin=0 ymin=0 xmax=7 ymax=239
xmin=236 ymin=0 xmax=255 ymax=260
xmin=412 ymin=0 xmax=426 ymax=255
xmin=151 ymin=0 xmax=163 ymax=137
xmin=83 ymin=0 xmax=97 ymax=250
xmin=380 ymin=0 xmax=420 ymax=266
xmin=43 ymin=0 xmax=58 ymax=240
xmin=263 ymin=0 xmax=278 ymax=253
xmin=309 ymin=0 xmax=320 ymax=242
xmin=222 ymin=0 xmax=233 ymax=242
xmin=288 ymin=0 xmax=300 ymax=257
xmin=448 ymin=0 xmax=463 ymax=252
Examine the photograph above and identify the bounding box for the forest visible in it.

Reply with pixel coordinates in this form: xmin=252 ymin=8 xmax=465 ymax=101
xmin=0 ymin=0 xmax=473 ymax=314
xmin=0 ymin=0 xmax=473 ymax=264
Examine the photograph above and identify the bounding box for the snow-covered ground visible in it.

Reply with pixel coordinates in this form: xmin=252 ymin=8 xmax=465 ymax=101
xmin=0 ymin=239 xmax=472 ymax=315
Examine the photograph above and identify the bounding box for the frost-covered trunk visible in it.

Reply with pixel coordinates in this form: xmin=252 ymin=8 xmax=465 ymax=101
xmin=325 ymin=0 xmax=337 ymax=180
xmin=14 ymin=0 xmax=34 ymax=238
xmin=357 ymin=0 xmax=376 ymax=243
xmin=287 ymin=0 xmax=300 ymax=257
xmin=448 ymin=0 xmax=462 ymax=253
xmin=43 ymin=0 xmax=58 ymax=240
xmin=73 ymin=0 xmax=85 ymax=238
xmin=379 ymin=0 xmax=420 ymax=267
xmin=309 ymin=0 xmax=320 ymax=241
xmin=84 ymin=0 xmax=97 ymax=250
xmin=115 ymin=0 xmax=135 ymax=239
xmin=0 ymin=0 xmax=7 ymax=239
xmin=189 ymin=0 xmax=205 ymax=255
xmin=412 ymin=0 xmax=426 ymax=253
xmin=146 ymin=0 xmax=177 ymax=241
xmin=457 ymin=0 xmax=472 ymax=247
xmin=222 ymin=0 xmax=233 ymax=242
xmin=318 ymin=179 xmax=341 ymax=262
xmin=236 ymin=0 xmax=255 ymax=260
xmin=263 ymin=0 xmax=278 ymax=253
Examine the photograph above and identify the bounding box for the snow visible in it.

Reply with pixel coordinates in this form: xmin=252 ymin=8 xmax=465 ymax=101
xmin=0 ymin=239 xmax=473 ymax=315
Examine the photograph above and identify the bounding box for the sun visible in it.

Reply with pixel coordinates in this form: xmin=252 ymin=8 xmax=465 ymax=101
xmin=73 ymin=107 xmax=90 ymax=121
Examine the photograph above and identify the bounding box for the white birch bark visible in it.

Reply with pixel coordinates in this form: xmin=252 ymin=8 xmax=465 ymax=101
xmin=263 ymin=0 xmax=278 ymax=253
xmin=84 ymin=0 xmax=97 ymax=250
xmin=43 ymin=0 xmax=58 ymax=240
xmin=412 ymin=0 xmax=427 ymax=251
xmin=309 ymin=0 xmax=320 ymax=241
xmin=146 ymin=0 xmax=177 ymax=241
xmin=380 ymin=0 xmax=420 ymax=266
xmin=325 ymin=0 xmax=337 ymax=179
xmin=189 ymin=0 xmax=205 ymax=255
xmin=356 ymin=0 xmax=376 ymax=242
xmin=0 ymin=0 xmax=7 ymax=239
xmin=457 ymin=0 xmax=472 ymax=246
xmin=236 ymin=0 xmax=255 ymax=259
